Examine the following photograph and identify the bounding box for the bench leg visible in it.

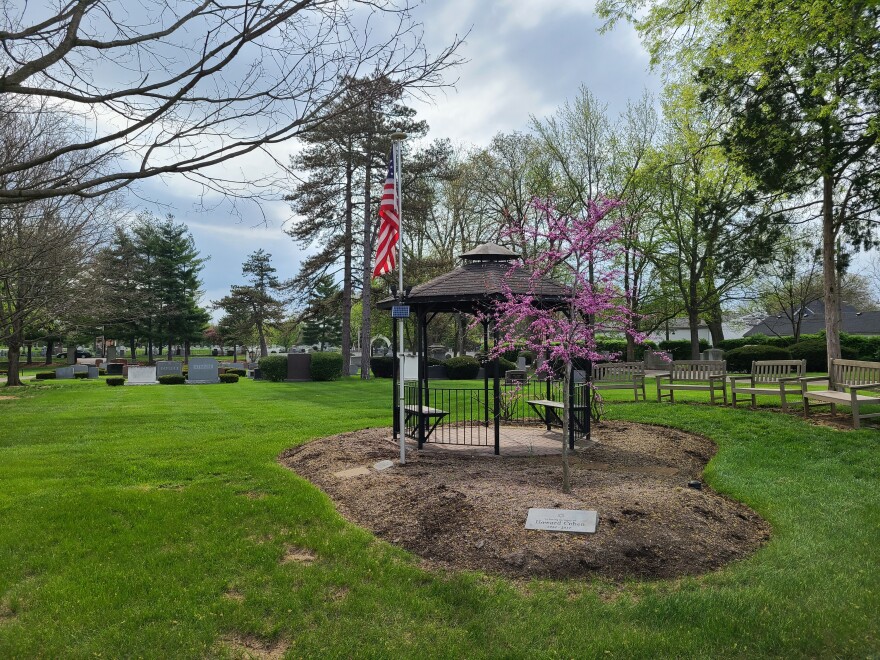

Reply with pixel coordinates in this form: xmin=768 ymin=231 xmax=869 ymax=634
xmin=751 ymin=393 xmax=757 ymax=409
xmin=852 ymin=402 xmax=861 ymax=430
xmin=803 ymin=397 xmax=811 ymax=418
xmin=780 ymin=391 xmax=788 ymax=413
xmin=831 ymin=403 xmax=837 ymax=416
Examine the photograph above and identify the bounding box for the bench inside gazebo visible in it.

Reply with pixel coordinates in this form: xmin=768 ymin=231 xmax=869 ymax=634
xmin=378 ymin=242 xmax=591 ymax=455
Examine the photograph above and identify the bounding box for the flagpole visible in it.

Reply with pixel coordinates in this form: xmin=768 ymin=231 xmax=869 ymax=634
xmin=391 ymin=131 xmax=407 ymax=465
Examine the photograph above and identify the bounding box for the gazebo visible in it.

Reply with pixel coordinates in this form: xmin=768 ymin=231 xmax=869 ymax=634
xmin=378 ymin=243 xmax=591 ymax=455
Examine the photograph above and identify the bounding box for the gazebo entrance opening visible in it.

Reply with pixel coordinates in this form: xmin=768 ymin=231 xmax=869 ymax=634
xmin=379 ymin=243 xmax=591 ymax=455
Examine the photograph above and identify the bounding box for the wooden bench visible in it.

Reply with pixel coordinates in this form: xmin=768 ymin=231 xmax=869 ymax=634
xmin=403 ymin=405 xmax=449 ymax=440
xmin=800 ymin=358 xmax=880 ymax=429
xmin=729 ymin=359 xmax=807 ymax=412
xmin=655 ymin=360 xmax=727 ymax=405
xmin=592 ymin=361 xmax=646 ymax=401
xmin=526 ymin=399 xmax=589 ymax=433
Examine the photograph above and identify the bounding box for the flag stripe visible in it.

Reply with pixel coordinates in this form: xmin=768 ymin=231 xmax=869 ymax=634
xmin=373 ymin=150 xmax=399 ymax=278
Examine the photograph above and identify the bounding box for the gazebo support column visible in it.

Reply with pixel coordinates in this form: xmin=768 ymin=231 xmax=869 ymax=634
xmin=417 ymin=311 xmax=426 ymax=449
xmin=482 ymin=320 xmax=489 ymax=428
xmin=493 ymin=322 xmax=500 ymax=455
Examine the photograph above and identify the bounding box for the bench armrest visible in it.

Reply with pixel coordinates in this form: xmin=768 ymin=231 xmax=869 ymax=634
xmin=708 ymin=374 xmax=727 ymax=382
xmin=777 ymin=376 xmax=803 ymax=382
xmin=728 ymin=375 xmax=752 ymax=383
xmin=848 ymin=382 xmax=880 ymax=391
xmin=799 ymin=376 xmax=828 ymax=383
xmin=653 ymin=371 xmax=672 ymax=381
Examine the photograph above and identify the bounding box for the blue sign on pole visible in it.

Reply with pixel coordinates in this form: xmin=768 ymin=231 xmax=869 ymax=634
xmin=391 ymin=305 xmax=410 ymax=319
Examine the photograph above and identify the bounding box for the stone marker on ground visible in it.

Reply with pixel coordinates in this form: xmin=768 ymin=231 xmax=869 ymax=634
xmin=156 ymin=360 xmax=183 ymax=378
xmin=106 ymin=346 xmax=117 ymax=361
xmin=373 ymin=460 xmax=394 ymax=471
xmin=333 ymin=467 xmax=371 ymax=480
xmin=106 ymin=363 xmax=124 ymax=376
xmin=126 ymin=366 xmax=159 ymax=385
xmin=55 ymin=366 xmax=74 ymax=380
xmin=186 ymin=357 xmax=220 ymax=384
xmin=72 ymin=364 xmax=89 ymax=374
xmin=87 ymin=366 xmax=99 ymax=379
xmin=525 ymin=508 xmax=598 ymax=534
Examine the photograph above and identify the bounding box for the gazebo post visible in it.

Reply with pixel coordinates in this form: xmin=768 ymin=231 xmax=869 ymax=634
xmin=392 ymin=319 xmax=398 ymax=440
xmin=416 ymin=310 xmax=425 ymax=449
xmin=482 ymin=320 xmax=489 ymax=429
xmin=493 ymin=322 xmax=501 ymax=455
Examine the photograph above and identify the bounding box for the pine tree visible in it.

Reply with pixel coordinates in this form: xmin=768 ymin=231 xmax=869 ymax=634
xmin=301 ymin=276 xmax=342 ymax=352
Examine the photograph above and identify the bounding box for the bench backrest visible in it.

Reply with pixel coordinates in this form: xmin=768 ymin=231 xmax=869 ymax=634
xmin=670 ymin=360 xmax=726 ymax=380
xmin=751 ymin=359 xmax=806 ymax=383
xmin=592 ymin=361 xmax=644 ymax=382
xmin=831 ymin=358 xmax=880 ymax=391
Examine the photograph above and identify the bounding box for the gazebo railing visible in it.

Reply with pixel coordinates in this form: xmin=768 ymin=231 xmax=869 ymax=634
xmin=402 ymin=378 xmax=590 ymax=447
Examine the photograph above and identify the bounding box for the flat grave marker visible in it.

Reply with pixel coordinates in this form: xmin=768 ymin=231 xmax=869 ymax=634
xmin=525 ymin=508 xmax=598 ymax=534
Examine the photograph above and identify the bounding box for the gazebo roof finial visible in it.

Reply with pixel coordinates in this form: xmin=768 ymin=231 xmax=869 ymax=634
xmin=460 ymin=242 xmax=520 ymax=262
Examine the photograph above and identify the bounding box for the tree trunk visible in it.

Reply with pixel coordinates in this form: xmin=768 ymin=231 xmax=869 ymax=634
xmin=167 ymin=339 xmax=172 ymax=361
xmin=688 ymin=308 xmax=701 ymax=359
xmin=341 ymin=154 xmax=354 ymax=376
xmin=184 ymin=341 xmax=190 ymax=365
xmin=5 ymin=345 xmax=23 ymax=387
xmin=360 ymin=152 xmax=373 ymax=380
xmin=26 ymin=342 xmax=33 ymax=364
xmin=822 ymin=173 xmax=842 ymax=370
xmin=258 ymin=322 xmax=268 ymax=357
xmin=233 ymin=345 xmax=238 ymax=362
xmin=130 ymin=337 xmax=136 ymax=361
xmin=45 ymin=339 xmax=53 ymax=365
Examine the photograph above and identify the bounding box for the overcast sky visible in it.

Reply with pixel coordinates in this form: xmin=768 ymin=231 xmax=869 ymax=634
xmin=135 ymin=0 xmax=661 ymax=316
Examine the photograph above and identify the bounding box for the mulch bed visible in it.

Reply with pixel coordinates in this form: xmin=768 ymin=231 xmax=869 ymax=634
xmin=280 ymin=421 xmax=771 ymax=581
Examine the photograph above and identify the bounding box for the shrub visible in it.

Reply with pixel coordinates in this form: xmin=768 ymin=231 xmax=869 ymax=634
xmin=35 ymin=372 xmax=56 ymax=380
xmin=789 ymin=339 xmax=858 ymax=372
xmin=595 ymin=337 xmax=658 ymax=360
xmin=158 ymin=374 xmax=186 ymax=385
xmin=444 ymin=355 xmax=480 ymax=379
xmin=426 ymin=356 xmax=444 ymax=366
xmin=106 ymin=377 xmax=125 ymax=386
xmin=99 ymin=369 xmax=106 ymax=376
xmin=499 ymin=357 xmax=517 ymax=374
xmin=371 ymin=356 xmax=395 ymax=378
xmin=310 ymin=352 xmax=343 ymax=381
xmin=258 ymin=354 xmax=287 ymax=382
xmin=219 ymin=373 xmax=239 ymax=383
xmin=500 ymin=346 xmax=520 ymax=362
xmin=74 ymin=371 xmax=88 ymax=379
xmin=225 ymin=368 xmax=246 ymax=376
xmin=658 ymin=339 xmax=711 ymax=359
xmin=724 ymin=345 xmax=792 ymax=373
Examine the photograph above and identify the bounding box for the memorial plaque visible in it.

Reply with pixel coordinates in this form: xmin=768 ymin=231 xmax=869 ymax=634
xmin=87 ymin=366 xmax=100 ymax=379
xmin=156 ymin=361 xmax=183 ymax=378
xmin=373 ymin=460 xmax=394 ymax=471
xmin=525 ymin=508 xmax=598 ymax=534
xmin=106 ymin=363 xmax=124 ymax=376
xmin=126 ymin=366 xmax=158 ymax=385
xmin=285 ymin=353 xmax=312 ymax=382
xmin=186 ymin=357 xmax=220 ymax=384
xmin=55 ymin=366 xmax=74 ymax=380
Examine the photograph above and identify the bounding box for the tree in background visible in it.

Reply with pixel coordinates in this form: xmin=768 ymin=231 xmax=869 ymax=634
xmin=214 ymin=250 xmax=288 ymax=358
xmin=301 ymin=277 xmax=343 ymax=352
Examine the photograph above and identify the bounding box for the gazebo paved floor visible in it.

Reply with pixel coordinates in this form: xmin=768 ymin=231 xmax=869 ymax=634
xmin=410 ymin=424 xmax=594 ymax=457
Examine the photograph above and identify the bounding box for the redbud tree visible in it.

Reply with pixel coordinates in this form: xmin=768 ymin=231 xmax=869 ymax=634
xmin=485 ymin=198 xmax=644 ymax=492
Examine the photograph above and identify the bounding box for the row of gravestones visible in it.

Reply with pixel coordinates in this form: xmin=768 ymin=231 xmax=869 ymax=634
xmin=126 ymin=358 xmax=223 ymax=385
xmin=55 ymin=365 xmax=100 ymax=379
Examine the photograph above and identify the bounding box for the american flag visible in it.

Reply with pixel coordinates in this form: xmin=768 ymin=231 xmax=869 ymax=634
xmin=372 ymin=150 xmax=399 ymax=278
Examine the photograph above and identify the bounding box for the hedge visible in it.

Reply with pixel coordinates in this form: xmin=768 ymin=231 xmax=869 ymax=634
xmin=225 ymin=368 xmax=246 ymax=376
xmin=159 ymin=374 xmax=186 ymax=385
xmin=444 ymin=356 xmax=480 ymax=379
xmin=724 ymin=345 xmax=792 ymax=373
xmin=595 ymin=337 xmax=658 ymax=360
xmin=310 ymin=352 xmax=343 ymax=381
xmin=219 ymin=373 xmax=239 ymax=383
xmin=658 ymin=339 xmax=711 ymax=360
xmin=74 ymin=372 xmax=88 ymax=379
xmin=371 ymin=356 xmax=394 ymax=378
xmin=789 ymin=339 xmax=859 ymax=372
xmin=106 ymin=377 xmax=125 ymax=386
xmin=35 ymin=372 xmax=56 ymax=380
xmin=258 ymin=354 xmax=287 ymax=382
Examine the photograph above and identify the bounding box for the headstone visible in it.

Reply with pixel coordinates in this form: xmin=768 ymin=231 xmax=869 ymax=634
xmin=186 ymin=358 xmax=220 ymax=384
xmin=525 ymin=508 xmax=598 ymax=534
xmin=106 ymin=363 xmax=124 ymax=376
xmin=252 ymin=368 xmax=262 ymax=380
xmin=66 ymin=343 xmax=77 ymax=365
xmin=517 ymin=356 xmax=527 ymax=370
xmin=55 ymin=366 xmax=74 ymax=379
xmin=702 ymin=348 xmax=724 ymax=361
xmin=373 ymin=460 xmax=394 ymax=471
xmin=349 ymin=363 xmax=360 ymax=376
xmin=285 ymin=353 xmax=312 ymax=382
xmin=156 ymin=361 xmax=183 ymax=378
xmin=126 ymin=366 xmax=158 ymax=386
xmin=72 ymin=365 xmax=89 ymax=374
xmin=106 ymin=346 xmax=117 ymax=361
xmin=87 ymin=366 xmax=99 ymax=379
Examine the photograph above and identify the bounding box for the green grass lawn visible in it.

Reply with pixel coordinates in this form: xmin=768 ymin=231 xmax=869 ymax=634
xmin=0 ymin=377 xmax=878 ymax=657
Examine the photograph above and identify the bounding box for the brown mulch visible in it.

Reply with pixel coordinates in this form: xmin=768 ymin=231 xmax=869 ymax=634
xmin=279 ymin=422 xmax=771 ymax=581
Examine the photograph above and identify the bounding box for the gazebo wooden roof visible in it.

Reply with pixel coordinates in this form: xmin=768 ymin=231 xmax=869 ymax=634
xmin=378 ymin=242 xmax=570 ymax=314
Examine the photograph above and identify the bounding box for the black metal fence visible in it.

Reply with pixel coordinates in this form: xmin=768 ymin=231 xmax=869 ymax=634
xmin=402 ymin=378 xmax=590 ymax=448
